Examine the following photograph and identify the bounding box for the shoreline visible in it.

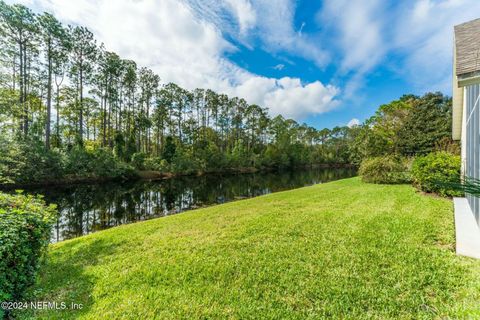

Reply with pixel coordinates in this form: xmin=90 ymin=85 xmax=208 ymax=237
xmin=0 ymin=163 xmax=357 ymax=189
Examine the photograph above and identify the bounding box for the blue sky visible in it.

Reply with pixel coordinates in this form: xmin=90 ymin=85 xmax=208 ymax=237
xmin=9 ymin=0 xmax=480 ymax=129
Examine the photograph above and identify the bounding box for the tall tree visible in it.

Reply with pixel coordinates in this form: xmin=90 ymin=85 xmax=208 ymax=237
xmin=69 ymin=26 xmax=97 ymax=143
xmin=122 ymin=59 xmax=137 ymax=136
xmin=397 ymin=92 xmax=452 ymax=155
xmin=38 ymin=12 xmax=68 ymax=148
xmin=0 ymin=1 xmax=38 ymax=135
xmin=138 ymin=67 xmax=159 ymax=152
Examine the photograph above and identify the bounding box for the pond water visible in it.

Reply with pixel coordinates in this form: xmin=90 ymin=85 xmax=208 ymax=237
xmin=22 ymin=167 xmax=356 ymax=242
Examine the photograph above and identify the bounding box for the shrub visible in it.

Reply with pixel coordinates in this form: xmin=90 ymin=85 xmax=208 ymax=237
xmin=0 ymin=192 xmax=56 ymax=318
xmin=0 ymin=137 xmax=64 ymax=185
xmin=171 ymin=149 xmax=200 ymax=174
xmin=412 ymin=151 xmax=461 ymax=197
xmin=90 ymin=148 xmax=135 ymax=179
xmin=144 ymin=157 xmax=170 ymax=172
xmin=131 ymin=152 xmax=147 ymax=170
xmin=63 ymin=145 xmax=96 ymax=176
xmin=64 ymin=147 xmax=135 ymax=180
xmin=359 ymin=156 xmax=412 ymax=184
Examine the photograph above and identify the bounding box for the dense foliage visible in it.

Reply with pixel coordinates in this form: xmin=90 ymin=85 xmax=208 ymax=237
xmin=359 ymin=156 xmax=412 ymax=184
xmin=0 ymin=1 xmax=358 ymax=186
xmin=396 ymin=94 xmax=453 ymax=155
xmin=351 ymin=93 xmax=456 ymax=163
xmin=356 ymin=93 xmax=459 ymax=190
xmin=0 ymin=136 xmax=135 ymax=185
xmin=0 ymin=192 xmax=56 ymax=318
xmin=411 ymin=152 xmax=462 ymax=197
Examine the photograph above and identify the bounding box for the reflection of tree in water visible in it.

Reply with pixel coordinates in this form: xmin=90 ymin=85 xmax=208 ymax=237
xmin=29 ymin=167 xmax=356 ymax=242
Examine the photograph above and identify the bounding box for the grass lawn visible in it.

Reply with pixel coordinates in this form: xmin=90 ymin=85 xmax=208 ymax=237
xmin=19 ymin=178 xmax=480 ymax=319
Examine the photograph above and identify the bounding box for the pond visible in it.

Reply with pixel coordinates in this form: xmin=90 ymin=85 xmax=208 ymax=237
xmin=22 ymin=167 xmax=356 ymax=242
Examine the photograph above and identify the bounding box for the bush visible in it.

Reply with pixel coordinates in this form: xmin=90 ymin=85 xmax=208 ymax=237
xmin=359 ymin=156 xmax=412 ymax=184
xmin=0 ymin=192 xmax=56 ymax=318
xmin=412 ymin=151 xmax=461 ymax=196
xmin=131 ymin=152 xmax=147 ymax=170
xmin=0 ymin=137 xmax=64 ymax=185
xmin=171 ymin=149 xmax=200 ymax=174
xmin=90 ymin=148 xmax=135 ymax=179
xmin=144 ymin=157 xmax=170 ymax=172
xmin=63 ymin=145 xmax=96 ymax=176
xmin=64 ymin=147 xmax=135 ymax=180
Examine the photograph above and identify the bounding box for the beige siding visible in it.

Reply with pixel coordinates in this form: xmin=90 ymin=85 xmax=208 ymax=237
xmin=453 ymin=40 xmax=464 ymax=140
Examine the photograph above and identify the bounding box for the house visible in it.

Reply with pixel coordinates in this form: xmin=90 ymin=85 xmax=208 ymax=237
xmin=452 ymin=18 xmax=480 ymax=259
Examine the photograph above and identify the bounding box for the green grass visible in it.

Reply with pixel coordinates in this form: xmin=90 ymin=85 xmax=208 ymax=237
xmin=19 ymin=178 xmax=480 ymax=319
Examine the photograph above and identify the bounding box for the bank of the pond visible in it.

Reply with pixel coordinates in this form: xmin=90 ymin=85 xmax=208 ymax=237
xmin=18 ymin=177 xmax=480 ymax=319
xmin=137 ymin=163 xmax=356 ymax=181
xmin=0 ymin=163 xmax=356 ymax=188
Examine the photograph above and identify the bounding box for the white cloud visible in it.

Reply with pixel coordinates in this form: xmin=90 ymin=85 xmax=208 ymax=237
xmin=317 ymin=0 xmax=385 ymax=99
xmin=10 ymin=0 xmax=339 ymax=121
xmin=263 ymin=78 xmax=340 ymax=119
xmin=232 ymin=76 xmax=340 ymax=119
xmin=273 ymin=64 xmax=285 ymax=70
xmin=347 ymin=118 xmax=360 ymax=128
xmin=318 ymin=0 xmax=385 ymax=73
xmin=224 ymin=0 xmax=256 ymax=36
xmin=392 ymin=0 xmax=480 ymax=92
xmin=249 ymin=0 xmax=329 ymax=68
xmin=317 ymin=0 xmax=480 ymax=94
xmin=186 ymin=0 xmax=329 ymax=68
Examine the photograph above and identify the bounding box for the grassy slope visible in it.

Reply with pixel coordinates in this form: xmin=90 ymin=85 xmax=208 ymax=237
xmin=21 ymin=178 xmax=480 ymax=319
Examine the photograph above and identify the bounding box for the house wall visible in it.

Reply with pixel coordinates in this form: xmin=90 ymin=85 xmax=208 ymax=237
xmin=453 ymin=41 xmax=464 ymax=141
xmin=466 ymin=83 xmax=480 ymax=224
xmin=461 ymin=88 xmax=467 ymax=176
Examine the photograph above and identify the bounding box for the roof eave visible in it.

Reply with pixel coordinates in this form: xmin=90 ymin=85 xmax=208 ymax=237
xmin=458 ymin=72 xmax=480 ymax=87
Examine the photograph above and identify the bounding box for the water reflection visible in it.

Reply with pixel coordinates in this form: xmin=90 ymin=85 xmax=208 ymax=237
xmin=25 ymin=167 xmax=356 ymax=242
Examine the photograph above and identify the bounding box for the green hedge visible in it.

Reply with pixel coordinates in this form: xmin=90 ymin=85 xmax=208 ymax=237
xmin=359 ymin=156 xmax=412 ymax=184
xmin=412 ymin=151 xmax=462 ymax=197
xmin=0 ymin=192 xmax=56 ymax=317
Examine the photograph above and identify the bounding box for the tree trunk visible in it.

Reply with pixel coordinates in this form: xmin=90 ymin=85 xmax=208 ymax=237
xmin=56 ymin=85 xmax=60 ymax=146
xmin=102 ymin=85 xmax=107 ymax=147
xmin=45 ymin=43 xmax=52 ymax=149
xmin=79 ymin=68 xmax=84 ymax=142
xmin=23 ymin=43 xmax=28 ymax=135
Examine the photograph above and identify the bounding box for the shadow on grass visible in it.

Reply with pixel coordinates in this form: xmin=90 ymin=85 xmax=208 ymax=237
xmin=15 ymin=238 xmax=121 ymax=320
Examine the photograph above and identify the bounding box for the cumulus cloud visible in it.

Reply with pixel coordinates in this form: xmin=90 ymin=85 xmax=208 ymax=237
xmin=10 ymin=0 xmax=340 ymax=121
xmin=263 ymin=78 xmax=340 ymax=119
xmin=232 ymin=76 xmax=340 ymax=119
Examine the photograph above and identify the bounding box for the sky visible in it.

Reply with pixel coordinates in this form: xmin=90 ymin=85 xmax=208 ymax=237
xmin=7 ymin=0 xmax=480 ymax=129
